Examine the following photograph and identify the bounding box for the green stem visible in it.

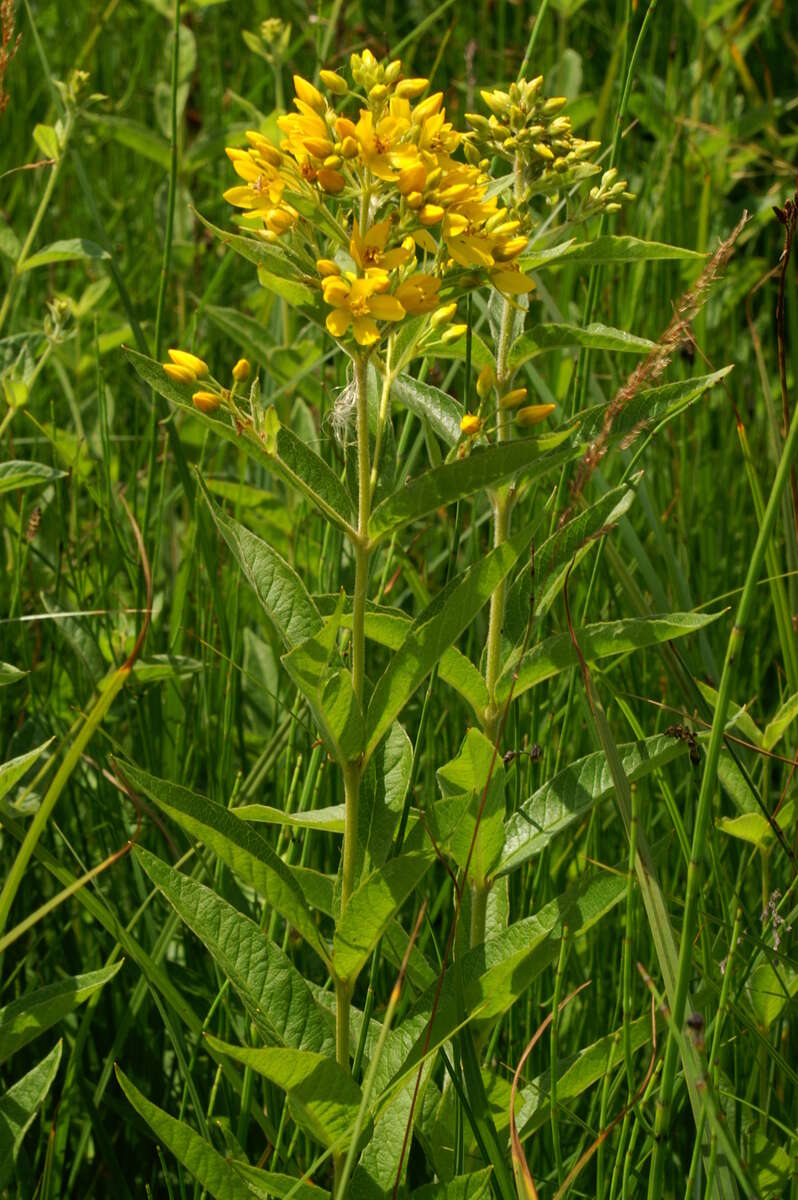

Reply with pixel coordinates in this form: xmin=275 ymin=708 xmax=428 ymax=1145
xmin=648 ymin=390 xmax=798 ymax=1197
xmin=0 ymin=110 xmax=75 ymax=337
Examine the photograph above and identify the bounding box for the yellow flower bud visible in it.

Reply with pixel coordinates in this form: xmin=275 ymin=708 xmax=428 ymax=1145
xmin=516 ymin=403 xmax=556 ymax=427
xmin=162 ymin=362 xmax=195 ymax=384
xmin=317 ymin=168 xmax=346 ymax=194
xmin=418 ymin=203 xmax=444 ymax=226
xmin=340 ymin=136 xmax=359 ymax=159
xmin=499 ymin=386 xmax=528 ymax=409
xmin=369 ymin=83 xmax=389 ymax=103
xmin=406 ymin=190 xmax=424 ymax=209
xmin=335 ymin=116 xmax=358 ymax=140
xmin=192 ymin=390 xmax=221 ymax=414
xmin=430 ymin=302 xmax=457 ymax=327
xmin=232 ymin=358 xmax=251 ymax=382
xmin=293 ymin=74 xmax=324 ymax=111
xmin=398 ymin=161 xmax=426 ymax=195
xmin=245 ymin=132 xmax=282 ymax=166
xmin=532 ymin=142 xmax=555 ymax=161
xmin=412 ymin=92 xmax=443 ymax=123
xmin=303 ymin=137 xmax=335 ymax=159
xmin=460 ymin=413 xmax=482 ymax=436
xmin=396 ymin=77 xmax=429 ymax=99
xmin=476 ymin=364 xmax=495 ymax=398
xmin=319 ymin=69 xmax=348 ymax=95
xmin=168 ymin=348 xmax=209 ymax=378
xmin=439 ymin=323 xmax=468 ymax=343
xmin=316 ymin=258 xmax=341 ymax=277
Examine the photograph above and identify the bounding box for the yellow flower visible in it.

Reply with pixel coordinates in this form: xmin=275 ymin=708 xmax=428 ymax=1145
xmin=490 ymin=266 xmax=536 ymax=294
xmin=460 ymin=413 xmax=482 ymax=436
xmin=350 ymin=219 xmax=414 ymax=273
xmin=395 ymin=272 xmax=440 ymax=314
xmin=354 ymin=106 xmax=411 ymax=180
xmin=476 ymin=364 xmax=495 ymax=397
xmin=168 ymin=348 xmax=209 ymax=378
xmin=321 ymin=273 xmax=406 ymax=346
xmin=223 ymin=149 xmax=285 ymax=212
xmin=292 ymin=74 xmax=324 ymax=112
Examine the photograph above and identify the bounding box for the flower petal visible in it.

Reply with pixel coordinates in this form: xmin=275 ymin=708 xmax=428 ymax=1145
xmin=326 ymin=308 xmax=353 ymax=338
xmin=352 ymin=316 xmax=380 ymax=346
xmin=368 ymin=295 xmax=406 ymax=322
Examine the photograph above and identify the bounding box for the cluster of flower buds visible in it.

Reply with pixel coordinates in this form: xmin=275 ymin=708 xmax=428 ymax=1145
xmin=161 ymin=350 xmax=252 ymax=416
xmin=581 ymin=167 xmax=636 ymax=217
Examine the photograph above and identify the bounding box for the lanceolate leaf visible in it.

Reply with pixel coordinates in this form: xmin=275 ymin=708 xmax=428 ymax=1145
xmin=412 ymin=1169 xmax=493 ymax=1199
xmin=197 ymin=477 xmax=322 ymax=651
xmin=0 ymin=740 xmax=53 ymax=802
xmin=116 ymin=1068 xmax=254 ymax=1200
xmin=204 ymin=1038 xmax=363 ymax=1152
xmin=333 ymin=852 xmax=432 ymax=983
xmin=368 ymin=436 xmax=577 ymax=542
xmin=520 ymin=234 xmax=705 ymax=272
xmin=226 ymin=1163 xmax=329 ymax=1200
xmin=498 ymin=734 xmax=698 ymax=875
xmin=575 ymin=366 xmax=734 ymax=444
xmin=116 ymin=762 xmax=329 ymax=965
xmin=509 ymin=322 xmax=655 ymax=370
xmin=0 ymin=460 xmax=66 ymax=496
xmin=365 ymin=525 xmax=535 ymax=757
xmin=495 ymin=610 xmax=723 ymax=704
xmin=0 ymin=1040 xmax=62 ymax=1181
xmin=18 ymin=238 xmax=109 ymax=273
xmin=0 ymin=964 xmax=122 ymax=1065
xmin=135 ymin=848 xmax=334 ymax=1054
xmin=391 ymin=373 xmax=463 ymax=446
xmin=196 ymin=211 xmax=313 ymax=286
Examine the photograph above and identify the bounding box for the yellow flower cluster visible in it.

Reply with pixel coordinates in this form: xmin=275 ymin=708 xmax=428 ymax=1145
xmin=222 ymin=51 xmax=545 ymax=350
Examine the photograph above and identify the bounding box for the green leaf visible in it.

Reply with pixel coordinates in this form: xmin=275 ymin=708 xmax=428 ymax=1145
xmin=232 ymin=804 xmax=345 ymax=832
xmin=716 ymin=798 xmax=796 ymax=848
xmin=18 ymin=238 xmax=110 ymax=273
xmin=763 ymin=691 xmax=798 ymax=750
xmin=131 ymin=655 xmax=203 ymax=683
xmin=747 ymin=1130 xmax=794 ymax=1197
xmin=115 ymin=762 xmax=329 ymax=964
xmin=520 ymin=234 xmax=705 ymax=272
xmin=391 ymin=373 xmax=463 ymax=446
xmin=225 ymin=1163 xmax=329 ymax=1200
xmin=0 ymin=663 xmax=27 ymax=687
xmin=414 ymin=329 xmax=494 ymax=370
xmin=196 ymin=211 xmax=314 ymax=286
xmin=205 ymin=1037 xmax=363 ymax=1151
xmin=509 ymin=322 xmax=655 ymax=369
xmin=0 ymin=1040 xmax=62 ymax=1185
xmin=0 ymin=964 xmax=122 ymax=1065
xmin=369 ymin=435 xmax=576 ymax=541
xmin=432 ymin=729 xmax=506 ymax=883
xmin=360 ymin=721 xmax=413 ymax=876
xmin=333 ymin=852 xmax=432 ymax=983
xmin=747 ymin=959 xmax=798 ymax=1031
xmin=91 ymin=115 xmax=171 ymax=168
xmin=32 ymin=123 xmax=60 ymax=159
xmin=499 ymin=734 xmax=697 ymax=875
xmin=257 ymin=263 xmax=317 ymax=308
xmin=365 ymin=524 xmax=534 ymax=758
xmin=197 ymin=476 xmax=322 ymax=651
xmin=135 ymin=848 xmax=334 ymax=1054
xmin=116 ymin=1067 xmax=254 ymax=1200
xmin=575 ymin=367 xmax=734 ymax=444
xmin=0 ymin=740 xmax=52 ymax=802
xmin=412 ymin=1169 xmax=493 ymax=1199
xmin=0 ymin=460 xmax=66 ymax=495
xmin=282 ymin=600 xmax=364 ymax=764
xmin=496 ymin=610 xmax=724 ymax=704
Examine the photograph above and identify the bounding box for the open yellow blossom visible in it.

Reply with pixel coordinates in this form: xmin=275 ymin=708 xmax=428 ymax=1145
xmin=223 ymin=150 xmax=286 ymax=211
xmin=350 ymin=219 xmax=414 ymax=273
xmin=321 ymin=273 xmax=406 ymax=346
xmin=354 ymin=106 xmax=411 ymax=180
xmin=395 ymin=272 xmax=440 ymax=314
xmin=490 ymin=266 xmax=536 ymax=294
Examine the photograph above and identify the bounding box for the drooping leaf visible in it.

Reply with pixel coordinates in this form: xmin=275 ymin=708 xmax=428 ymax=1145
xmin=0 ymin=1040 xmax=62 ymax=1184
xmin=116 ymin=1068 xmax=254 ymax=1200
xmin=499 ymin=734 xmax=697 ymax=875
xmin=369 ymin=436 xmax=576 ymax=541
xmin=197 ymin=476 xmax=322 ymax=650
xmin=365 ymin=524 xmax=535 ymax=758
xmin=0 ymin=964 xmax=122 ymax=1065
xmin=18 ymin=238 xmax=110 ymax=273
xmin=115 ymin=762 xmax=329 ymax=965
xmin=136 ymin=849 xmax=334 ymax=1054
xmin=509 ymin=322 xmax=655 ymax=370
xmin=0 ymin=460 xmax=66 ymax=495
xmin=496 ymin=610 xmax=724 ymax=704
xmin=391 ymin=373 xmax=464 ymax=446
xmin=205 ymin=1037 xmax=363 ymax=1151
xmin=333 ymin=852 xmax=432 ymax=984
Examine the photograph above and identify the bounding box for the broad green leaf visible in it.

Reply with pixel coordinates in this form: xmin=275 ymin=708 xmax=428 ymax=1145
xmin=116 ymin=1068 xmax=254 ymax=1200
xmin=365 ymin=525 xmax=535 ymax=758
xmin=412 ymin=1169 xmax=493 ymax=1199
xmin=369 ymin=435 xmax=576 ymax=541
xmin=0 ymin=964 xmax=121 ymax=1065
xmin=116 ymin=762 xmax=329 ymax=964
xmin=747 ymin=959 xmax=798 ymax=1031
xmin=504 ymin=477 xmax=639 ymax=643
xmin=575 ymin=367 xmax=734 ymax=445
xmin=432 ymin=729 xmax=506 ymax=883
xmin=232 ymin=804 xmax=345 ymax=832
xmin=496 ymin=610 xmax=723 ymax=704
xmin=0 ymin=740 xmax=52 ymax=802
xmin=359 ymin=721 xmax=413 ymax=876
xmin=0 ymin=460 xmax=66 ymax=495
xmin=499 ymin=734 xmax=697 ymax=875
xmin=282 ymin=600 xmax=364 ymax=764
xmin=747 ymin=1130 xmax=794 ymax=1197
xmin=227 ymin=1163 xmax=329 ymax=1199
xmin=135 ymin=849 xmax=334 ymax=1054
xmin=0 ymin=1040 xmax=62 ymax=1185
xmin=717 ymin=798 xmax=796 ymax=848
xmin=124 ymin=348 xmax=355 ymax=534
xmin=205 ymin=1037 xmax=363 ymax=1151
xmin=19 ymin=238 xmax=110 ymax=273
xmin=196 ymin=211 xmax=315 ymax=286
xmin=391 ymin=373 xmax=463 ymax=446
xmin=763 ymin=691 xmax=798 ymax=750
xmin=509 ymin=322 xmax=655 ymax=370
xmin=0 ymin=663 xmax=27 ymax=687
xmin=521 ymin=234 xmax=705 ymax=272
xmin=198 ymin=476 xmax=322 ymax=650
xmin=333 ymin=852 xmax=432 ymax=983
